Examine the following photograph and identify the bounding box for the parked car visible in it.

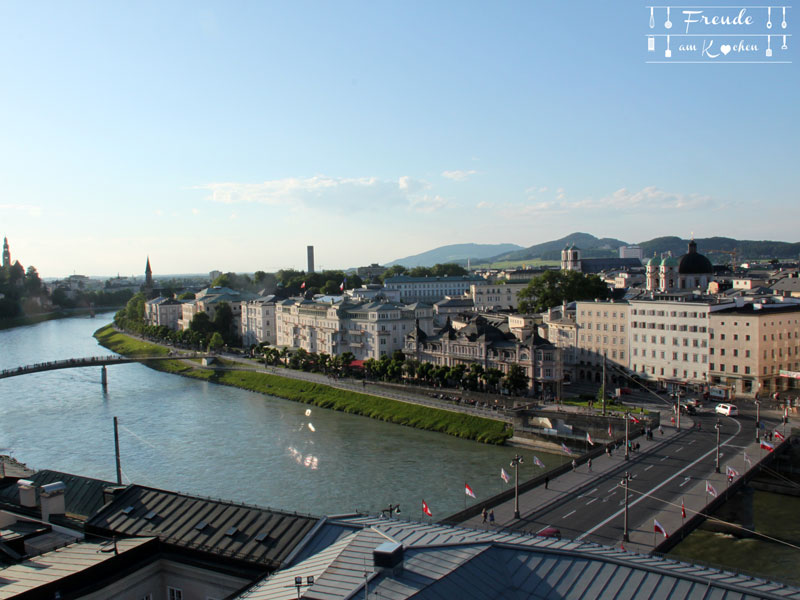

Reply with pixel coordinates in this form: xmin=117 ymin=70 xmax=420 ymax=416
xmin=685 ymin=398 xmax=702 ymax=408
xmin=536 ymin=526 xmax=561 ymax=539
xmin=620 ymin=387 xmax=633 ymax=395
xmin=715 ymin=403 xmax=739 ymax=417
xmin=679 ymin=403 xmax=697 ymax=415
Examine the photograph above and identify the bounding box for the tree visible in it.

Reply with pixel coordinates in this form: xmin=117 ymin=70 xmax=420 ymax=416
xmin=24 ymin=266 xmax=42 ymax=295
xmin=212 ymin=302 xmax=234 ymax=342
xmin=190 ymin=311 xmax=214 ymax=335
xmin=504 ymin=364 xmax=530 ymax=395
xmin=124 ymin=292 xmax=147 ymax=322
xmin=517 ymin=270 xmax=610 ymax=313
xmin=178 ymin=292 xmax=196 ymax=300
xmin=208 ymin=331 xmax=225 ymax=351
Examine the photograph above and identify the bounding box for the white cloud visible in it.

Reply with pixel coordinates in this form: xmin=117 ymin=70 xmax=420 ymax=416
xmin=476 ymin=201 xmax=495 ymax=209
xmin=442 ymin=169 xmax=477 ymax=181
xmin=194 ymin=175 xmax=449 ymax=215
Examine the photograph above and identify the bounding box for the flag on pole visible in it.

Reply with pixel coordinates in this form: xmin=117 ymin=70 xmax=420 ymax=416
xmin=422 ymin=500 xmax=432 ymax=517
xmin=301 ymin=281 xmax=306 ymax=289
xmin=586 ymin=432 xmax=595 ymax=446
xmin=340 ymin=280 xmax=345 ymax=291
xmin=629 ymin=414 xmax=641 ymax=424
xmin=774 ymin=430 xmax=785 ymax=441
xmin=533 ymin=455 xmax=546 ymax=468
xmin=654 ymin=519 xmax=669 ymax=538
xmin=760 ymin=440 xmax=775 ymax=452
xmin=706 ymin=481 xmax=718 ymax=498
xmin=608 ymin=424 xmax=613 ymax=438
xmin=743 ymin=452 xmax=752 ymax=467
xmin=465 ymin=483 xmax=476 ymax=498
xmin=681 ymin=499 xmax=686 ymax=518
xmin=726 ymin=465 xmax=739 ymax=479
xmin=501 ymin=468 xmax=510 ymax=483
xmin=561 ymin=442 xmax=572 ymax=455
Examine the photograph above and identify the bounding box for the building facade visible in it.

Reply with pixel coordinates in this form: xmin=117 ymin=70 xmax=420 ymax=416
xmin=575 ymin=300 xmax=630 ymax=384
xmin=467 ymin=281 xmax=527 ymax=311
xmin=144 ymin=297 xmax=183 ymax=330
xmin=383 ymin=275 xmax=483 ymax=304
xmin=240 ymin=296 xmax=278 ymax=346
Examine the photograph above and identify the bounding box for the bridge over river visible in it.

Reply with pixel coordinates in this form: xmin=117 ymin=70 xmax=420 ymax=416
xmin=0 ymin=353 xmax=210 ymax=380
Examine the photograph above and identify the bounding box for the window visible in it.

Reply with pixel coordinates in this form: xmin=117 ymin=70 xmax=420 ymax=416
xmin=168 ymin=588 xmax=183 ymax=600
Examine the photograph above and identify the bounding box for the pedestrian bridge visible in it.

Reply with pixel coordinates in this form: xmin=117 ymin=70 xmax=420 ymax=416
xmin=0 ymin=354 xmax=210 ymax=380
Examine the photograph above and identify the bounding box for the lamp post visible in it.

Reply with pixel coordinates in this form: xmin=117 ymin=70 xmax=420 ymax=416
xmin=715 ymin=419 xmax=721 ymax=473
xmin=624 ymin=411 xmax=630 ymax=461
xmin=510 ymin=454 xmax=524 ymax=519
xmin=755 ymin=399 xmax=761 ymax=442
xmin=622 ymin=471 xmax=631 ymax=542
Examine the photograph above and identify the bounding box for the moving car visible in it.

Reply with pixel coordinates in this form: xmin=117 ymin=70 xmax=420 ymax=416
xmin=679 ymin=403 xmax=697 ymax=415
xmin=536 ymin=526 xmax=561 ymax=539
xmin=715 ymin=403 xmax=738 ymax=417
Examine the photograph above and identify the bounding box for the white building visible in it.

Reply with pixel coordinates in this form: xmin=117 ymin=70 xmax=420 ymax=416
xmin=240 ymin=295 xmax=278 ymax=346
xmin=467 ymin=281 xmax=527 ymax=311
xmin=619 ymin=245 xmax=644 ymax=260
xmin=144 ymin=297 xmax=184 ymax=330
xmin=383 ymin=275 xmax=483 ymax=304
xmin=276 ymin=298 xmax=434 ymax=359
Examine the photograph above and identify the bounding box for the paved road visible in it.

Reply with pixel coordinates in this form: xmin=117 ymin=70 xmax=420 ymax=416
xmin=463 ymin=403 xmax=784 ymax=551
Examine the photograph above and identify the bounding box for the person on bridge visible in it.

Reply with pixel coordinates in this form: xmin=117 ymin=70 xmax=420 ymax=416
xmin=572 ymin=459 xmax=577 ymax=471
xmin=481 ymin=507 xmax=488 ymax=523
xmin=587 ymin=458 xmax=592 ymax=472
xmin=488 ymin=509 xmax=495 ymax=525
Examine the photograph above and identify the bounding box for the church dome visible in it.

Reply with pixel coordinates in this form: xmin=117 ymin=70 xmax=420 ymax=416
xmin=678 ymin=240 xmax=713 ymax=274
xmin=647 ymin=256 xmax=661 ymax=268
xmin=662 ymin=256 xmax=678 ymax=268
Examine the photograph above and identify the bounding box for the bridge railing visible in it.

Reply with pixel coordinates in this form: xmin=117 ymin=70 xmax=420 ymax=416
xmin=0 ymin=354 xmax=205 ymax=378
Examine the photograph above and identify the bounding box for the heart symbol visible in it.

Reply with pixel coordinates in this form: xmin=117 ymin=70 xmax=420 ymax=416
xmin=721 ymin=44 xmax=731 ymax=55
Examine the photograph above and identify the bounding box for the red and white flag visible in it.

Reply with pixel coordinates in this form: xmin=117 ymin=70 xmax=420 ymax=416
xmin=422 ymin=500 xmax=432 ymax=517
xmin=340 ymin=280 xmax=345 ymax=291
xmin=629 ymin=414 xmax=641 ymax=424
xmin=301 ymin=281 xmax=306 ymax=289
xmin=465 ymin=483 xmax=476 ymax=498
xmin=654 ymin=519 xmax=668 ymax=538
xmin=500 ymin=468 xmax=510 ymax=483
xmin=743 ymin=452 xmax=752 ymax=467
xmin=608 ymin=424 xmax=613 ymax=438
xmin=561 ymin=442 xmax=573 ymax=455
xmin=726 ymin=465 xmax=739 ymax=479
xmin=706 ymin=481 xmax=718 ymax=498
xmin=586 ymin=432 xmax=595 ymax=446
xmin=681 ymin=499 xmax=686 ymax=518
xmin=533 ymin=455 xmax=546 ymax=468
xmin=774 ymin=430 xmax=785 ymax=441
xmin=760 ymin=440 xmax=775 ymax=452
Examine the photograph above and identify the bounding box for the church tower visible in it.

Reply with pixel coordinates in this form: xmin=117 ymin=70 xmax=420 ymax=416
xmin=2 ymin=237 xmax=10 ymax=269
xmin=144 ymin=257 xmax=154 ymax=298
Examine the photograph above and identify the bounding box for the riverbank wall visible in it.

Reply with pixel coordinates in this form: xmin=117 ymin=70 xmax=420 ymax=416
xmin=93 ymin=325 xmax=512 ymax=445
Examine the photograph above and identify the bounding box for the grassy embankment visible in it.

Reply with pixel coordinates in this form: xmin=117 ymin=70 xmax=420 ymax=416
xmin=93 ymin=325 xmax=511 ymax=445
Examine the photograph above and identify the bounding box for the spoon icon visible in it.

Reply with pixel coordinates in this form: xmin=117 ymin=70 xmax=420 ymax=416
xmin=650 ymin=6 xmax=655 ymax=28
xmin=665 ymin=7 xmax=673 ymax=29
xmin=782 ymin=7 xmax=787 ymax=29
xmin=767 ymin=7 xmax=772 ymax=29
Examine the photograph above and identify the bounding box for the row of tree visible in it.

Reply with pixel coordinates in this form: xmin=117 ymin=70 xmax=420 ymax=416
xmin=378 ymin=263 xmax=469 ymax=282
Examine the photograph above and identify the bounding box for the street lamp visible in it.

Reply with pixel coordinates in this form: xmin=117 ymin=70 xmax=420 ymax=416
xmin=621 ymin=471 xmax=631 ymax=542
xmin=510 ymin=454 xmax=524 ymax=519
xmin=715 ymin=419 xmax=721 ymax=473
xmin=755 ymin=399 xmax=761 ymax=442
xmin=624 ymin=411 xmax=630 ymax=461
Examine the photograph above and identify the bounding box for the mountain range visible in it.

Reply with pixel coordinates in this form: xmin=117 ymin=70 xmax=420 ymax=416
xmin=386 ymin=233 xmax=800 ymax=268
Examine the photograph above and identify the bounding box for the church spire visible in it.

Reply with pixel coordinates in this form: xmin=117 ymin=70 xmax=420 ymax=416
xmin=144 ymin=256 xmax=154 ymax=297
xmin=2 ymin=237 xmax=10 ymax=269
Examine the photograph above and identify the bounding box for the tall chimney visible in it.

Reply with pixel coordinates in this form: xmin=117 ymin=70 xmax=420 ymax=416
xmin=307 ymin=246 xmax=315 ymax=274
xmin=17 ymin=479 xmax=36 ymax=508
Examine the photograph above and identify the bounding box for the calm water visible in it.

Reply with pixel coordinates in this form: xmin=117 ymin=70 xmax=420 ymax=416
xmin=0 ymin=315 xmax=561 ymax=518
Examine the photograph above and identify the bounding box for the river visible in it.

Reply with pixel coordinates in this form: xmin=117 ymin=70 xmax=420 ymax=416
xmin=0 ymin=315 xmax=563 ymax=518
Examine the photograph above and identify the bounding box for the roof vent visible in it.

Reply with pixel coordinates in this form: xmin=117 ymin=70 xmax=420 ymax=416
xmin=225 ymin=526 xmax=238 ymax=537
xmin=17 ymin=479 xmax=36 ymax=508
xmin=194 ymin=520 xmax=208 ymax=531
xmin=144 ymin=510 xmax=157 ymax=520
xmin=255 ymin=532 xmax=268 ymax=543
xmin=373 ymin=541 xmax=404 ymax=570
xmin=122 ymin=505 xmax=135 ymax=515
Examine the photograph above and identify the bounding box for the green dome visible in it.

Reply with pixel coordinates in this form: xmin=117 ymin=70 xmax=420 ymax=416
xmin=662 ymin=256 xmax=679 ymax=268
xmin=647 ymin=256 xmax=662 ymax=268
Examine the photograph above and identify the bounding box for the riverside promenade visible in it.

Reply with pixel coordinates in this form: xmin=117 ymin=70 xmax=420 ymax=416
xmin=451 ymin=407 xmax=790 ymax=555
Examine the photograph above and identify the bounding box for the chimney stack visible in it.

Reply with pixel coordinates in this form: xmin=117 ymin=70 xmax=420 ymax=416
xmin=40 ymin=482 xmax=66 ymax=522
xmin=17 ymin=479 xmax=36 ymax=508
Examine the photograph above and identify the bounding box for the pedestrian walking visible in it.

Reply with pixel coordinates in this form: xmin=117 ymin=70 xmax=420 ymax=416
xmin=545 ymin=475 xmax=549 ymax=489
xmin=481 ymin=507 xmax=487 ymax=523
xmin=489 ymin=509 xmax=495 ymax=525
xmin=572 ymin=459 xmax=577 ymax=471
xmin=587 ymin=458 xmax=592 ymax=472
xmin=659 ymin=425 xmax=664 ymax=435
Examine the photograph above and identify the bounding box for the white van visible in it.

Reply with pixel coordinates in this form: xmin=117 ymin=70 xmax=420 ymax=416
xmin=715 ymin=403 xmax=738 ymax=417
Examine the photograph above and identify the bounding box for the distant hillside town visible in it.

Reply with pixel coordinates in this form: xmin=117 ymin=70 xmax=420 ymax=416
xmin=126 ymin=237 xmax=800 ymax=402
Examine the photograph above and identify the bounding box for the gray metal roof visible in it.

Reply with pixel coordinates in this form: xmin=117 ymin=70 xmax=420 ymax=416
xmin=85 ymin=484 xmax=319 ymax=569
xmin=0 ymin=469 xmax=116 ymax=520
xmin=233 ymin=516 xmax=800 ymax=600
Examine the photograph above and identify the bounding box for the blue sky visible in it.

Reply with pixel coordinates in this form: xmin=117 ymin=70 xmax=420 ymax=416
xmin=1 ymin=1 xmax=797 ymax=277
